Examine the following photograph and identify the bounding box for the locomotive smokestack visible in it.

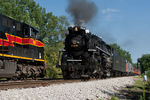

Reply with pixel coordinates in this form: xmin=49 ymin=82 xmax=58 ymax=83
xmin=66 ymin=0 xmax=98 ymax=26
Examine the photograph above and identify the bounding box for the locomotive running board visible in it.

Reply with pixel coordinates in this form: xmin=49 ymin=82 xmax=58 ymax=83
xmin=67 ymin=59 xmax=82 ymax=62
xmin=81 ymin=75 xmax=89 ymax=77
xmin=88 ymin=49 xmax=97 ymax=51
xmin=96 ymin=46 xmax=112 ymax=56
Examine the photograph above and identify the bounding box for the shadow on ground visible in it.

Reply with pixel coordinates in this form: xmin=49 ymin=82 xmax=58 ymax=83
xmin=115 ymin=85 xmax=150 ymax=100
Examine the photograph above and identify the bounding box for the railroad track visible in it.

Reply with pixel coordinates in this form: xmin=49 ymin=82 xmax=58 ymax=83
xmin=0 ymin=79 xmax=81 ymax=90
xmin=0 ymin=76 xmax=135 ymax=90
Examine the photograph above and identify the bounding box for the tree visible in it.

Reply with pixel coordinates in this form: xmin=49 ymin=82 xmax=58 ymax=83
xmin=138 ymin=54 xmax=150 ymax=74
xmin=110 ymin=43 xmax=132 ymax=63
xmin=0 ymin=0 xmax=69 ymax=78
xmin=43 ymin=15 xmax=69 ymax=78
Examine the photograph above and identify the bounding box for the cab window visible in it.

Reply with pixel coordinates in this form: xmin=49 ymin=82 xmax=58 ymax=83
xmin=30 ymin=28 xmax=35 ymax=37
xmin=30 ymin=28 xmax=36 ymax=38
xmin=24 ymin=28 xmax=30 ymax=37
xmin=2 ymin=17 xmax=7 ymax=27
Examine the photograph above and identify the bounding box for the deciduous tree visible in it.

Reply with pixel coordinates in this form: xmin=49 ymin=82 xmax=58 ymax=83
xmin=138 ymin=54 xmax=150 ymax=74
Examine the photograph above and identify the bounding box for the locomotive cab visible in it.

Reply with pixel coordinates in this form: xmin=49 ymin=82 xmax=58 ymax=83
xmin=23 ymin=24 xmax=40 ymax=39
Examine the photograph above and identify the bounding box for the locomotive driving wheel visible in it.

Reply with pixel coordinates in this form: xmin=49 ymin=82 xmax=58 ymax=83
xmin=62 ymin=70 xmax=71 ymax=79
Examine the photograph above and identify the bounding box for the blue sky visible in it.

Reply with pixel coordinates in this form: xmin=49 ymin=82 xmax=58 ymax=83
xmin=35 ymin=0 xmax=150 ymax=63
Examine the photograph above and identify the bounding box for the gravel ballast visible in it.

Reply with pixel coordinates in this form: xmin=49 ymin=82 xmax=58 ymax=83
xmin=0 ymin=76 xmax=135 ymax=100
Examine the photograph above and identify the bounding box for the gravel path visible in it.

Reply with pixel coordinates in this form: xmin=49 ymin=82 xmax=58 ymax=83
xmin=0 ymin=76 xmax=135 ymax=100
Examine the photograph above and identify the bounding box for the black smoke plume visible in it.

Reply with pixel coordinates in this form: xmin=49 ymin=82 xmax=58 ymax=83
xmin=66 ymin=0 xmax=98 ymax=25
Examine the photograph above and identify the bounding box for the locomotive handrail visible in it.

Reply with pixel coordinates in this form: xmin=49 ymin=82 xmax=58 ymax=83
xmin=88 ymin=49 xmax=97 ymax=52
xmin=67 ymin=59 xmax=82 ymax=62
xmin=96 ymin=46 xmax=112 ymax=56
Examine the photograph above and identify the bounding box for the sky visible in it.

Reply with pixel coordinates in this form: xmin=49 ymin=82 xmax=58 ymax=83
xmin=35 ymin=0 xmax=150 ymax=63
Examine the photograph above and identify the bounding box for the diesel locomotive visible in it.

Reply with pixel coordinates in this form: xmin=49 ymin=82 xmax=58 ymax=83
xmin=0 ymin=14 xmax=45 ymax=79
xmin=58 ymin=26 xmax=139 ymax=79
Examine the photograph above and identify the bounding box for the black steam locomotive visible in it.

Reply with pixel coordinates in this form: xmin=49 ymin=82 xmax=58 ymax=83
xmin=0 ymin=14 xmax=45 ymax=79
xmin=58 ymin=26 xmax=139 ymax=79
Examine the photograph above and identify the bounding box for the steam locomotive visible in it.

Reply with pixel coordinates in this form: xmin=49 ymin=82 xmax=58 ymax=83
xmin=0 ymin=14 xmax=45 ymax=80
xmin=58 ymin=26 xmax=140 ymax=79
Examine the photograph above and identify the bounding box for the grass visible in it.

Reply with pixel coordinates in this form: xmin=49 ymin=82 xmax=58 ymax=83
xmin=0 ymin=78 xmax=7 ymax=80
xmin=124 ymin=76 xmax=150 ymax=100
xmin=97 ymin=96 xmax=119 ymax=100
xmin=97 ymin=76 xmax=150 ymax=100
xmin=111 ymin=96 xmax=119 ymax=100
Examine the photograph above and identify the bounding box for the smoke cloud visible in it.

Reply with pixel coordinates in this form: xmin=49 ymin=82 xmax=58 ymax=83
xmin=66 ymin=0 xmax=98 ymax=25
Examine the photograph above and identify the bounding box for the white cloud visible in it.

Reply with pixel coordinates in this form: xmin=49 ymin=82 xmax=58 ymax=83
xmin=105 ymin=15 xmax=112 ymax=21
xmin=102 ymin=8 xmax=120 ymax=14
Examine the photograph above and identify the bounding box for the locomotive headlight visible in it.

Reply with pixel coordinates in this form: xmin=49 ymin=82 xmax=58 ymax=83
xmin=74 ymin=27 xmax=78 ymax=31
